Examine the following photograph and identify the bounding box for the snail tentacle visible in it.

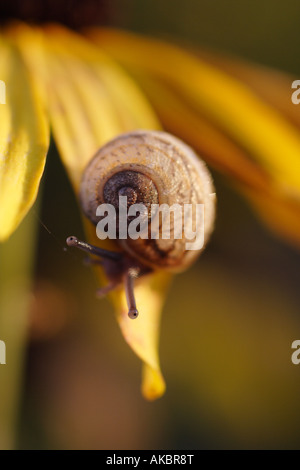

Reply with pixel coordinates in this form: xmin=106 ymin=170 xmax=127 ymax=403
xmin=125 ymin=269 xmax=139 ymax=319
xmin=66 ymin=235 xmax=141 ymax=319
xmin=66 ymin=236 xmax=122 ymax=261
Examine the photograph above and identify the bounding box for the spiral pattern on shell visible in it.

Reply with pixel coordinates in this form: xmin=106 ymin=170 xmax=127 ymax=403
xmin=80 ymin=130 xmax=216 ymax=272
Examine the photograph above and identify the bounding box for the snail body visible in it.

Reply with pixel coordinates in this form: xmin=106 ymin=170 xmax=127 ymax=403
xmin=67 ymin=130 xmax=216 ymax=318
xmin=80 ymin=130 xmax=215 ymax=272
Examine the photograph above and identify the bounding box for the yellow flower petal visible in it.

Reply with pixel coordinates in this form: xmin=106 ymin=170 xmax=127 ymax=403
xmin=197 ymin=50 xmax=300 ymax=130
xmin=84 ymin=219 xmax=169 ymax=401
xmin=0 ymin=33 xmax=49 ymax=241
xmin=118 ymin=273 xmax=170 ymax=400
xmin=246 ymin=189 xmax=300 ymax=247
xmin=115 ymin=72 xmax=271 ymax=194
xmin=101 ymin=61 xmax=300 ymax=246
xmin=9 ymin=23 xmax=166 ymax=399
xmin=90 ymin=29 xmax=300 ymax=192
xmin=42 ymin=24 xmax=159 ymax=188
xmin=116 ymin=272 xmax=170 ymax=400
xmin=89 ymin=28 xmax=300 ymax=246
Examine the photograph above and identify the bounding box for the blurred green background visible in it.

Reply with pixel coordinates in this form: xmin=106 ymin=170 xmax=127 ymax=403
xmin=2 ymin=0 xmax=300 ymax=450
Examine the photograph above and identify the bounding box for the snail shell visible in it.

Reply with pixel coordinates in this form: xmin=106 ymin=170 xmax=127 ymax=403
xmin=80 ymin=130 xmax=215 ymax=272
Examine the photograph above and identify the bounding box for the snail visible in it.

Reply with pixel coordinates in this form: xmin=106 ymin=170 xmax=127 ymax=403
xmin=66 ymin=130 xmax=216 ymax=319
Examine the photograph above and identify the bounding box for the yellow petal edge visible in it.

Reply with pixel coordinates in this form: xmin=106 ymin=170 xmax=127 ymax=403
xmin=0 ymin=32 xmax=49 ymax=241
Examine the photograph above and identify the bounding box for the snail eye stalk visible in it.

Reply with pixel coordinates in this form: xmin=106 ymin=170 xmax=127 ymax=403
xmin=66 ymin=236 xmax=122 ymax=261
xmin=66 ymin=235 xmax=139 ymax=319
xmin=125 ymin=269 xmax=139 ymax=319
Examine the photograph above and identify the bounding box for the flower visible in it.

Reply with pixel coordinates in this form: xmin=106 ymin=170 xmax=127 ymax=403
xmin=1 ymin=22 xmax=300 ymax=401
